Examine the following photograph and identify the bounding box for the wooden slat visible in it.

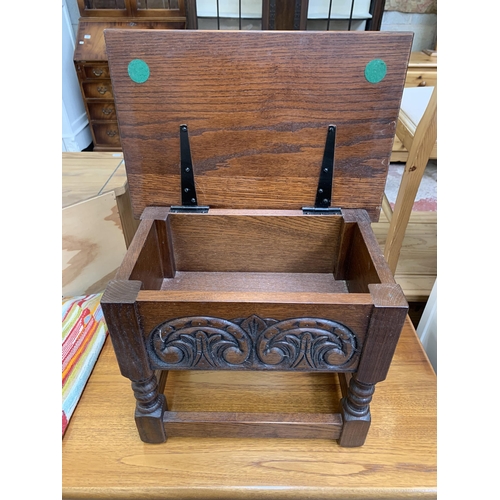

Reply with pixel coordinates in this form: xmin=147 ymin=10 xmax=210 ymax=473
xmin=338 ymin=372 xmax=353 ymax=398
xmin=168 ymin=211 xmax=343 ymax=273
xmin=155 ymin=370 xmax=169 ymax=396
xmin=105 ymin=30 xmax=413 ymax=220
xmin=384 ymin=88 xmax=437 ymax=274
xmin=136 ymin=293 xmax=373 ymax=341
xmin=114 ymin=182 xmax=140 ymax=247
xmin=391 ymin=133 xmax=437 ymax=163
xmin=407 ymin=51 xmax=437 ymax=68
xmin=392 ymin=275 xmax=436 ymax=303
xmin=161 ymin=272 xmax=348 ymax=294
xmin=115 ymin=218 xmax=156 ymax=280
xmin=372 ymin=211 xmax=436 ymax=302
xmin=163 ymin=411 xmax=343 ymax=439
xmin=137 ymin=290 xmax=373 ymax=305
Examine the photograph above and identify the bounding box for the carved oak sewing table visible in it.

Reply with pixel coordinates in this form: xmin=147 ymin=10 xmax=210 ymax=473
xmin=101 ymin=29 xmax=413 ymax=447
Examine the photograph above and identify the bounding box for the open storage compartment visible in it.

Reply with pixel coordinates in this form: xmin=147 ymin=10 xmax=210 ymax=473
xmin=101 ymin=29 xmax=413 ymax=446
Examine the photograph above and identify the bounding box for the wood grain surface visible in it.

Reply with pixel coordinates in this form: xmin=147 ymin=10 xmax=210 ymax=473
xmin=74 ymin=21 xmax=186 ymax=61
xmin=62 ymin=191 xmax=127 ymax=297
xmin=62 ymin=317 xmax=436 ymax=499
xmin=136 ymin=293 xmax=373 ymax=342
xmin=168 ymin=211 xmax=343 ymax=273
xmin=62 ymin=152 xmax=124 ymax=208
xmin=160 ymin=272 xmax=349 ymax=293
xmin=104 ymin=30 xmax=413 ymax=220
xmin=373 ymin=211 xmax=436 ymax=302
xmin=384 ymin=88 xmax=437 ymax=274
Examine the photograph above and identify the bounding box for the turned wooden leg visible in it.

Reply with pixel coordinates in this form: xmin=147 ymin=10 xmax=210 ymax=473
xmin=338 ymin=374 xmax=374 ymax=447
xmin=132 ymin=373 xmax=167 ymax=444
xmin=101 ymin=280 xmax=167 ymax=444
xmin=338 ymin=284 xmax=407 ymax=447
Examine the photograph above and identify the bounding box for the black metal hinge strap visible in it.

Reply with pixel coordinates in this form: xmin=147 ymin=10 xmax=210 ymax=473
xmin=180 ymin=124 xmax=198 ymax=206
xmin=316 ymin=124 xmax=336 ymax=208
xmin=170 ymin=124 xmax=209 ymax=213
xmin=302 ymin=124 xmax=341 ymax=215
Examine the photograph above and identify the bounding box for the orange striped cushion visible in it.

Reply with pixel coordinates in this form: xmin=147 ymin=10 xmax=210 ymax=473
xmin=62 ymin=294 xmax=108 ymax=435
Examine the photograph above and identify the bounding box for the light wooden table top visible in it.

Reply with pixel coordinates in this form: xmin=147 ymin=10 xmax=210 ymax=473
xmin=62 ymin=317 xmax=436 ymax=499
xmin=62 ymin=152 xmax=127 ymax=208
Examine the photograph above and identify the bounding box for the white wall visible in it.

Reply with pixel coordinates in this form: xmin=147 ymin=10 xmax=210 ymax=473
xmin=417 ymin=279 xmax=437 ymax=373
xmin=62 ymin=0 xmax=92 ymax=152
xmin=66 ymin=0 xmax=81 ymax=38
xmin=381 ymin=11 xmax=437 ymax=52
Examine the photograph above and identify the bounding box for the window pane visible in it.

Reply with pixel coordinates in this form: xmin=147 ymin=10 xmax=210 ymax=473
xmin=196 ymin=0 xmax=262 ymax=18
xmin=136 ymin=0 xmax=180 ymax=8
xmin=307 ymin=0 xmax=371 ymax=19
xmin=84 ymin=0 xmax=126 ymax=9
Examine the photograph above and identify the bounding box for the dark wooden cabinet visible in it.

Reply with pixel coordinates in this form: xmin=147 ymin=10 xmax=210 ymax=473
xmin=73 ymin=1 xmax=187 ymax=151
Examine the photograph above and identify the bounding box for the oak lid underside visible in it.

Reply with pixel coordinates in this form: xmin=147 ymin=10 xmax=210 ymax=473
xmin=104 ymin=30 xmax=413 ymax=221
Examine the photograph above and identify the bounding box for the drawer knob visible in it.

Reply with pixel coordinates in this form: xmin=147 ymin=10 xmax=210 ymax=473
xmin=106 ymin=130 xmax=117 ymax=137
xmin=97 ymin=86 xmax=109 ymax=95
xmin=93 ymin=68 xmax=104 ymax=77
xmin=102 ymin=107 xmax=113 ymax=115
xmin=418 ymin=81 xmax=427 ymax=87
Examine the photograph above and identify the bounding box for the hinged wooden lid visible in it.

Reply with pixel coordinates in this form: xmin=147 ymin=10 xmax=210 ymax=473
xmin=104 ymin=30 xmax=412 ymax=221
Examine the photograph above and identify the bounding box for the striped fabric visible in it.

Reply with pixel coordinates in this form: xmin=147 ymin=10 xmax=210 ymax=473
xmin=62 ymin=293 xmax=108 ymax=435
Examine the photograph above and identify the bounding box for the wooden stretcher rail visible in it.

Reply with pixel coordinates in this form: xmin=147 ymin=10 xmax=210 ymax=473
xmin=163 ymin=411 xmax=343 ymax=440
xmin=136 ymin=290 xmax=373 ymax=304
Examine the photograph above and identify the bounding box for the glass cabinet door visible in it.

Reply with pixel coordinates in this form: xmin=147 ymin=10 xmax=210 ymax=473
xmin=196 ymin=0 xmax=264 ymax=29
xmin=82 ymin=0 xmax=127 ymax=7
xmin=307 ymin=0 xmax=372 ymax=31
xmin=136 ymin=0 xmax=180 ymax=8
xmin=134 ymin=0 xmax=186 ymax=17
xmin=77 ymin=0 xmax=185 ymax=17
xmin=188 ymin=0 xmax=384 ymax=30
xmin=78 ymin=0 xmax=131 ymax=16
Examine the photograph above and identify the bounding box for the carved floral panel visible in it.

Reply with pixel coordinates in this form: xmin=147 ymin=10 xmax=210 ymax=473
xmin=147 ymin=315 xmax=360 ymax=371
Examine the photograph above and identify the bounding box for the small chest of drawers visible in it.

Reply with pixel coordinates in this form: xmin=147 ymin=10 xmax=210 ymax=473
xmin=75 ymin=58 xmax=119 ymax=150
xmin=404 ymin=51 xmax=437 ymax=88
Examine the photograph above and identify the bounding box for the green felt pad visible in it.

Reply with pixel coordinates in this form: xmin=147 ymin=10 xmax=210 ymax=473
xmin=365 ymin=59 xmax=387 ymax=84
xmin=128 ymin=59 xmax=150 ymax=84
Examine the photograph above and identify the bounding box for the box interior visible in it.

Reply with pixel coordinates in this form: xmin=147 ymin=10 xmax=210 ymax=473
xmin=120 ymin=210 xmax=384 ymax=296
